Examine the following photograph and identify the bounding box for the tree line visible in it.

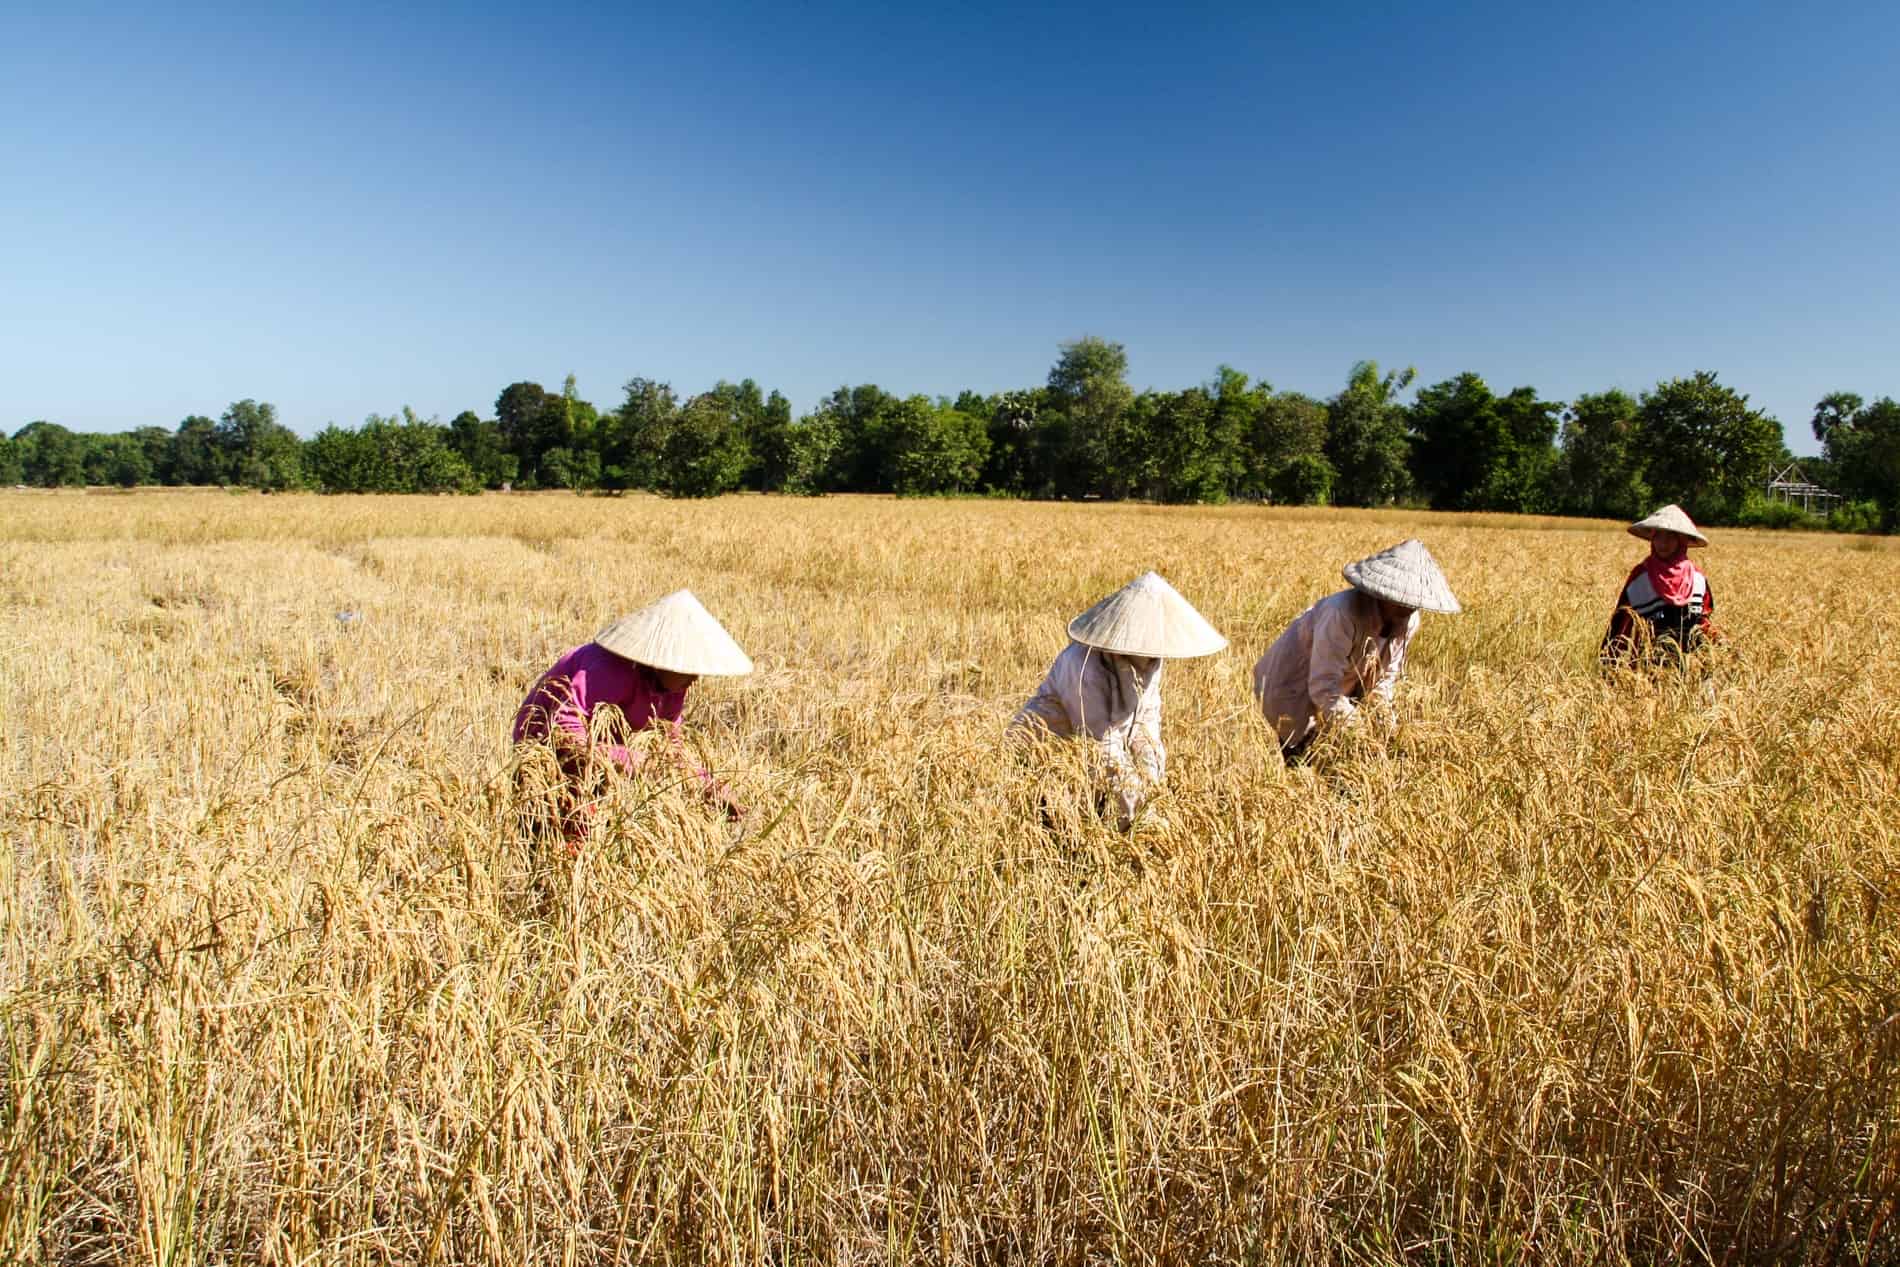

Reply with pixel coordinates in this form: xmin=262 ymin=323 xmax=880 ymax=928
xmin=7 ymin=341 xmax=1897 ymax=530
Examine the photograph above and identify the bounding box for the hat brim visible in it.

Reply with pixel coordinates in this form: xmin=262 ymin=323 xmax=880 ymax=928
xmin=1627 ymin=523 xmax=1708 ymax=546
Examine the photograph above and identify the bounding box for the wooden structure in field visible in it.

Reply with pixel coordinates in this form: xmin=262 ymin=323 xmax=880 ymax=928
xmin=1767 ymin=463 xmax=1841 ymax=513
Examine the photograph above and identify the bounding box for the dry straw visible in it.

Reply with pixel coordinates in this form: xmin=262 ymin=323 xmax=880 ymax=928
xmin=0 ymin=489 xmax=1895 ymax=1265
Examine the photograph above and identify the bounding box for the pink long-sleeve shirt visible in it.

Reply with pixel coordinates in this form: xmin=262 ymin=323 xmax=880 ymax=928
xmin=511 ymin=642 xmax=689 ymax=772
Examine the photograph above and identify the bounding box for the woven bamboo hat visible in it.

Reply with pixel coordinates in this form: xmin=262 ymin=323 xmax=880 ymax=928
xmin=1067 ymin=571 xmax=1228 ymax=659
xmin=592 ymin=590 xmax=754 ymax=676
xmin=1343 ymin=539 xmax=1461 ymax=614
xmin=1628 ymin=504 xmax=1708 ymax=546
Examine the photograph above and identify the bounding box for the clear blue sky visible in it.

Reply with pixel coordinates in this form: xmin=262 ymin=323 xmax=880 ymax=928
xmin=4 ymin=1 xmax=1896 ymax=456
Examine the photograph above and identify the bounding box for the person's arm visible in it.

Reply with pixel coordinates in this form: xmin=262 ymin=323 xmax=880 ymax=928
xmin=1369 ymin=613 xmax=1418 ymax=707
xmin=1307 ymin=599 xmax=1359 ymax=727
xmin=1129 ymin=663 xmax=1165 ymax=785
xmin=653 ymin=718 xmax=747 ymax=819
xmin=1601 ymin=594 xmax=1634 ymax=664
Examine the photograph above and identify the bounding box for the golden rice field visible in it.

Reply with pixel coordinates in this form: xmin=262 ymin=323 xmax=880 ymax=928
xmin=2 ymin=488 xmax=1897 ymax=1266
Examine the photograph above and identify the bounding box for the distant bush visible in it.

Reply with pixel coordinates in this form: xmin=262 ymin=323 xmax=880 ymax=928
xmin=1826 ymin=499 xmax=1886 ymax=534
xmin=1728 ymin=493 xmax=1822 ymax=531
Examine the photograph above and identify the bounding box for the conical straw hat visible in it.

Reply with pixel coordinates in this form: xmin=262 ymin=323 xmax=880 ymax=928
xmin=1066 ymin=571 xmax=1227 ymax=658
xmin=592 ymin=589 xmax=754 ymax=676
xmin=1628 ymin=503 xmax=1707 ymax=545
xmin=1343 ymin=539 xmax=1461 ymax=614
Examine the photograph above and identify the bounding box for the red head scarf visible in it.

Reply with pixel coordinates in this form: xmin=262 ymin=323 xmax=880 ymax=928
xmin=1642 ymin=542 xmax=1696 ymax=605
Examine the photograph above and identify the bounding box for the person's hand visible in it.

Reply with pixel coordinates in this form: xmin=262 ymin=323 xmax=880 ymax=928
xmin=707 ymin=782 xmax=748 ymax=821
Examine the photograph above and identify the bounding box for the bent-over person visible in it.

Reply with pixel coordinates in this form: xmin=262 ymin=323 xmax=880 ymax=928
xmin=1011 ymin=571 xmax=1226 ymax=830
xmin=1253 ymin=539 xmax=1461 ymax=763
xmin=513 ymin=589 xmax=751 ymax=848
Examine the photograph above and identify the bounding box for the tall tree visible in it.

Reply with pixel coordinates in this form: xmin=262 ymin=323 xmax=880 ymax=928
xmin=495 ymin=381 xmax=569 ymax=487
xmin=83 ymin=433 xmax=154 ymax=487
xmin=1635 ymin=371 xmax=1781 ymax=520
xmin=1196 ymin=365 xmax=1259 ymax=501
xmin=128 ymin=426 xmax=175 ymax=485
xmin=979 ymin=388 xmax=1058 ymax=496
xmin=1813 ymin=392 xmax=1900 ymax=528
xmin=11 ymin=422 xmax=87 ymax=487
xmin=1144 ymin=388 xmax=1230 ymax=503
xmin=446 ymin=411 xmax=517 ymax=488
xmin=1408 ymin=372 xmax=1500 ymax=510
xmin=1409 ymin=373 xmax=1559 ymax=511
xmin=171 ymin=415 xmax=221 ymax=485
xmin=1244 ymin=391 xmax=1332 ymax=504
xmin=813 ymin=384 xmax=900 ymax=492
xmin=598 ymin=378 xmax=678 ymax=492
xmin=1046 ymin=337 xmax=1133 ymax=497
xmin=656 ymin=392 xmax=750 ymax=497
xmin=692 ymin=379 xmax=786 ymax=491
xmin=215 ymin=400 xmax=304 ymax=490
xmin=887 ymin=396 xmax=990 ymax=494
xmin=779 ymin=412 xmax=841 ymax=495
xmin=1325 ymin=361 xmax=1414 ymax=507
xmin=0 ymin=433 xmax=19 ymax=485
xmin=1554 ymin=389 xmax=1649 ymax=518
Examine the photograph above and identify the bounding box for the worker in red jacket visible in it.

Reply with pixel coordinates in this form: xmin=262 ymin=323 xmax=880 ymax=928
xmin=1601 ymin=505 xmax=1721 ymax=666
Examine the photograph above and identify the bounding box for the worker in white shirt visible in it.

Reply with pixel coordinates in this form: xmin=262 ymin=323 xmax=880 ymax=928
xmin=1013 ymin=571 xmax=1226 ymax=828
xmin=1252 ymin=539 xmax=1461 ymax=763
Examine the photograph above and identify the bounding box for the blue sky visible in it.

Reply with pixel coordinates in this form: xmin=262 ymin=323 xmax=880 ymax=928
xmin=3 ymin=1 xmax=1896 ymax=456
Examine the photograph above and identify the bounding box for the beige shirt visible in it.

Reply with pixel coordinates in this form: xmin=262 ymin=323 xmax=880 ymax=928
xmin=1012 ymin=641 xmax=1165 ymax=821
xmin=1252 ymin=588 xmax=1418 ymax=746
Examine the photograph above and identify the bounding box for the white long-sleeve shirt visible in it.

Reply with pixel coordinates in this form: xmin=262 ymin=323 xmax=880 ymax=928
xmin=1011 ymin=641 xmax=1165 ymax=822
xmin=1252 ymin=588 xmax=1418 ymax=747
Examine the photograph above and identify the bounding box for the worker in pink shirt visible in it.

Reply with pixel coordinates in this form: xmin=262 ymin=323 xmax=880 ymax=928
xmin=513 ymin=589 xmax=752 ymax=846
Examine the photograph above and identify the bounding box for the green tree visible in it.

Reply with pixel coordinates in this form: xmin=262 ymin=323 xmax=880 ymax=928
xmin=1490 ymin=387 xmax=1562 ymax=513
xmin=599 ymin=378 xmax=679 ymax=492
xmin=1635 ymin=372 xmax=1782 ymax=521
xmin=1408 ymin=372 xmax=1500 ymax=510
xmin=0 ymin=433 xmax=19 ymax=485
xmin=495 ymin=382 xmax=569 ymax=487
xmin=887 ymin=396 xmax=990 ymax=494
xmin=1275 ymin=452 xmax=1336 ymax=506
xmin=713 ymin=380 xmax=795 ymax=491
xmin=216 ymin=400 xmax=304 ymax=490
xmin=656 ymin=392 xmax=750 ymax=497
xmin=126 ymin=426 xmax=176 ymax=485
xmin=83 ymin=433 xmax=155 ymax=487
xmin=980 ymin=388 xmax=1059 ymax=496
xmin=12 ymin=422 xmax=87 ymax=487
xmin=305 ymin=410 xmax=475 ymax=493
xmin=1325 ymin=361 xmax=1414 ymax=507
xmin=561 ymin=374 xmax=599 ymax=456
xmin=813 ymin=384 xmax=900 ymax=492
xmin=539 ymin=446 xmax=602 ymax=492
xmin=1132 ymin=389 xmax=1215 ymax=502
xmin=1196 ymin=366 xmax=1259 ymax=501
xmin=171 ymin=415 xmax=222 ymax=485
xmin=1553 ymin=390 xmax=1649 ymax=518
xmin=1046 ymin=336 xmax=1133 ymax=497
xmin=305 ymin=425 xmax=365 ymax=491
xmin=1244 ymin=391 xmax=1331 ymax=504
xmin=779 ymin=412 xmax=842 ymax=495
xmin=1813 ymin=392 xmax=1900 ymax=529
xmin=447 ymin=411 xmax=517 ymax=488
xmin=1128 ymin=371 xmax=1257 ymax=504
xmin=1408 ymin=374 xmax=1560 ymax=512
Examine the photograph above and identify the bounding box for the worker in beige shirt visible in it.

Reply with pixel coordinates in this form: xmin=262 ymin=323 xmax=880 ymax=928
xmin=1253 ymin=539 xmax=1461 ymax=762
xmin=1013 ymin=571 xmax=1226 ymax=828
